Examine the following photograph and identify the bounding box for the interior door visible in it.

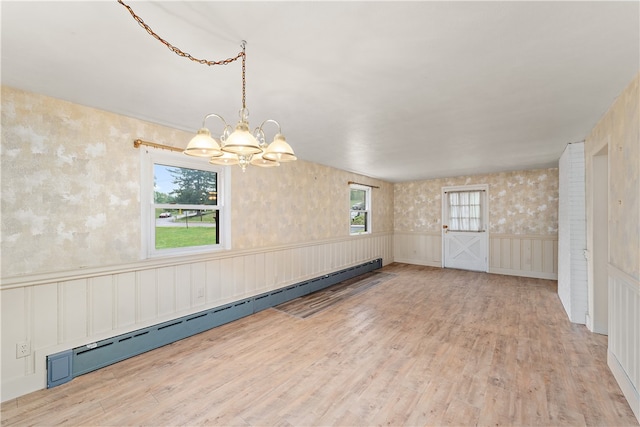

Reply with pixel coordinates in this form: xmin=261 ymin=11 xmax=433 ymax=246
xmin=442 ymin=185 xmax=488 ymax=272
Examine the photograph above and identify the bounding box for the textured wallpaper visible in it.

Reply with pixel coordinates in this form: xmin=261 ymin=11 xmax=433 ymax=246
xmin=1 ymin=87 xmax=190 ymax=276
xmin=585 ymin=74 xmax=639 ymax=279
xmin=394 ymin=168 xmax=559 ymax=235
xmin=231 ymin=161 xmax=393 ymax=250
xmin=1 ymin=86 xmax=393 ymax=277
xmin=2 ymin=85 xmax=563 ymax=277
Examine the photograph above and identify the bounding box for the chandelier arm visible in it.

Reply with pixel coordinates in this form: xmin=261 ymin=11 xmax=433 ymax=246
xmin=117 ymin=0 xmax=244 ymax=67
xmin=256 ymin=119 xmax=282 ymax=134
xmin=201 ymin=113 xmax=229 ymax=129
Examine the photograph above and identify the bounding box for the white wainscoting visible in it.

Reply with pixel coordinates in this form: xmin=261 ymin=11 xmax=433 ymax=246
xmin=394 ymin=232 xmax=558 ymax=280
xmin=607 ymin=264 xmax=640 ymax=421
xmin=393 ymin=232 xmax=442 ymax=267
xmin=489 ymin=234 xmax=558 ymax=280
xmin=0 ymin=233 xmax=393 ymax=402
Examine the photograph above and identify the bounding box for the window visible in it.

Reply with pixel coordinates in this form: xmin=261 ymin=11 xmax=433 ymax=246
xmin=446 ymin=190 xmax=483 ymax=231
xmin=350 ymin=184 xmax=371 ymax=235
xmin=142 ymin=149 xmax=230 ymax=257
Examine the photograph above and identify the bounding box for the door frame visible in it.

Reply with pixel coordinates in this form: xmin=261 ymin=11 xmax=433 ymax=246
xmin=441 ymin=183 xmax=490 ymax=272
xmin=588 ymin=144 xmax=609 ymax=335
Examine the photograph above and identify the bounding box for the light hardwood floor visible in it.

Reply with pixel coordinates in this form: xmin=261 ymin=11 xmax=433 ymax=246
xmin=2 ymin=263 xmax=638 ymax=426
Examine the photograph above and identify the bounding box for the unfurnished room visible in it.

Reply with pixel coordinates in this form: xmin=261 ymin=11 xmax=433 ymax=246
xmin=1 ymin=1 xmax=639 ymax=425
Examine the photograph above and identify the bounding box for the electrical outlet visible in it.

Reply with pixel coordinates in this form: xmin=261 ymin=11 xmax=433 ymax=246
xmin=16 ymin=341 xmax=31 ymax=358
xmin=197 ymin=288 xmax=204 ymax=298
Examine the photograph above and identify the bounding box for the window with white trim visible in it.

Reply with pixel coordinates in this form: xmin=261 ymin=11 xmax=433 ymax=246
xmin=350 ymin=184 xmax=371 ymax=235
xmin=141 ymin=149 xmax=230 ymax=257
xmin=446 ymin=190 xmax=483 ymax=231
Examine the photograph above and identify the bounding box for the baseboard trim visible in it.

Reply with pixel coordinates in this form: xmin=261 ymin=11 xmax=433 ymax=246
xmin=46 ymin=258 xmax=383 ymax=389
xmin=393 ymin=258 xmax=441 ymax=268
xmin=392 ymin=261 xmax=558 ymax=280
xmin=489 ymin=267 xmax=557 ymax=280
xmin=608 ymin=349 xmax=640 ymax=422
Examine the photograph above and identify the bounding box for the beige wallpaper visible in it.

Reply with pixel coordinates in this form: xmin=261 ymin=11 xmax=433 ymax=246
xmin=585 ymin=73 xmax=639 ymax=279
xmin=231 ymin=161 xmax=393 ymax=250
xmin=1 ymin=86 xmax=393 ymax=277
xmin=394 ymin=168 xmax=559 ymax=235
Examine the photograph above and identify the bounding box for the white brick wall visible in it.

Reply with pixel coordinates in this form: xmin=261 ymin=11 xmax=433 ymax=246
xmin=558 ymin=142 xmax=588 ymax=323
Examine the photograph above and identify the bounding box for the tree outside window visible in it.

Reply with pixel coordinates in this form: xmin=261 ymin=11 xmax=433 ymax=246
xmin=153 ymin=164 xmax=219 ymax=250
xmin=143 ymin=149 xmax=229 ymax=257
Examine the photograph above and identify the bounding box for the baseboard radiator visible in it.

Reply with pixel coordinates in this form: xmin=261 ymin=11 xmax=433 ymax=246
xmin=46 ymin=258 xmax=383 ymax=388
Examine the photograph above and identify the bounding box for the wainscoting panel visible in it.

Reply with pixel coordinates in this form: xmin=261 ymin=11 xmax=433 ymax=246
xmin=0 ymin=233 xmax=393 ymax=402
xmin=190 ymin=262 xmax=207 ymax=307
xmin=157 ymin=266 xmax=176 ymax=317
xmin=393 ymin=232 xmax=442 ymax=267
xmin=608 ymin=264 xmax=640 ymax=421
xmin=489 ymin=234 xmax=558 ymax=280
xmin=89 ymin=275 xmax=113 ymax=336
xmin=395 ymin=232 xmax=557 ymax=280
xmin=115 ymin=272 xmax=136 ymax=329
xmin=61 ymin=279 xmax=87 ymax=343
xmin=176 ymin=264 xmax=193 ymax=312
xmin=137 ymin=269 xmax=158 ymax=323
xmin=33 ymin=284 xmax=57 ymax=350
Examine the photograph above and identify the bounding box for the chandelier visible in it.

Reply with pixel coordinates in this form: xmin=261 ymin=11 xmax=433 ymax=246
xmin=119 ymin=1 xmax=296 ymax=171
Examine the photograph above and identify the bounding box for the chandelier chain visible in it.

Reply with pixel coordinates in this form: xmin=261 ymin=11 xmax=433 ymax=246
xmin=241 ymin=42 xmax=246 ymax=109
xmin=117 ymin=0 xmax=296 ymax=171
xmin=117 ymin=0 xmax=245 ymax=68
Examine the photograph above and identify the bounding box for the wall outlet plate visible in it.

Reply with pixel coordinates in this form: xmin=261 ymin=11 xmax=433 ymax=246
xmin=16 ymin=341 xmax=31 ymax=358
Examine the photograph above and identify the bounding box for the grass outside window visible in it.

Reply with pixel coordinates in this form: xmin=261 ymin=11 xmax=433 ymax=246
xmin=155 ymin=227 xmax=218 ymax=249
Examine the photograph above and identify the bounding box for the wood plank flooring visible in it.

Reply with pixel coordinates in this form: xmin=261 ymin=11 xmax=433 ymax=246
xmin=275 ymin=271 xmax=395 ymax=318
xmin=2 ymin=263 xmax=638 ymax=426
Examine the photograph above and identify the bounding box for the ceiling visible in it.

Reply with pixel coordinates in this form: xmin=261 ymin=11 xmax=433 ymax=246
xmin=2 ymin=1 xmax=638 ymax=182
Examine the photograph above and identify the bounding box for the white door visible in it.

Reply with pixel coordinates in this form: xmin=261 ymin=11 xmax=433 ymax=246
xmin=442 ymin=185 xmax=489 ymax=272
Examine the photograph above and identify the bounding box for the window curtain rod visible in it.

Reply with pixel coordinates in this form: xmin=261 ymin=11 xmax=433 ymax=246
xmin=443 ymin=189 xmax=486 ymax=194
xmin=133 ymin=139 xmax=183 ymax=153
xmin=348 ymin=181 xmax=379 ymax=189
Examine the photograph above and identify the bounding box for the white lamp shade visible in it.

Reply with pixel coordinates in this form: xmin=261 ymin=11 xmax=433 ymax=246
xmin=209 ymin=152 xmax=239 ymax=166
xmin=221 ymin=122 xmax=262 ymax=155
xmin=184 ymin=128 xmax=223 ymax=157
xmin=250 ymin=151 xmax=280 ymax=168
xmin=262 ymin=134 xmax=297 ymax=162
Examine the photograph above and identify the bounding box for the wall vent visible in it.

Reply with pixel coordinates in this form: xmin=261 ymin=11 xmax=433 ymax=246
xmin=46 ymin=258 xmax=382 ymax=388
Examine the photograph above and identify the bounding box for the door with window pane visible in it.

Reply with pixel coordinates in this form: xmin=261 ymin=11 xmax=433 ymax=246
xmin=442 ymin=185 xmax=488 ymax=272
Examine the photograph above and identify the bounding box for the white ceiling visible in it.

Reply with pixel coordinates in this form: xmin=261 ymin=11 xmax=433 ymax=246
xmin=2 ymin=1 xmax=638 ymax=182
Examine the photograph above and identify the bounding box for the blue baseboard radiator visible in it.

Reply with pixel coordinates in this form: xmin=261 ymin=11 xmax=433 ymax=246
xmin=47 ymin=258 xmax=383 ymax=388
